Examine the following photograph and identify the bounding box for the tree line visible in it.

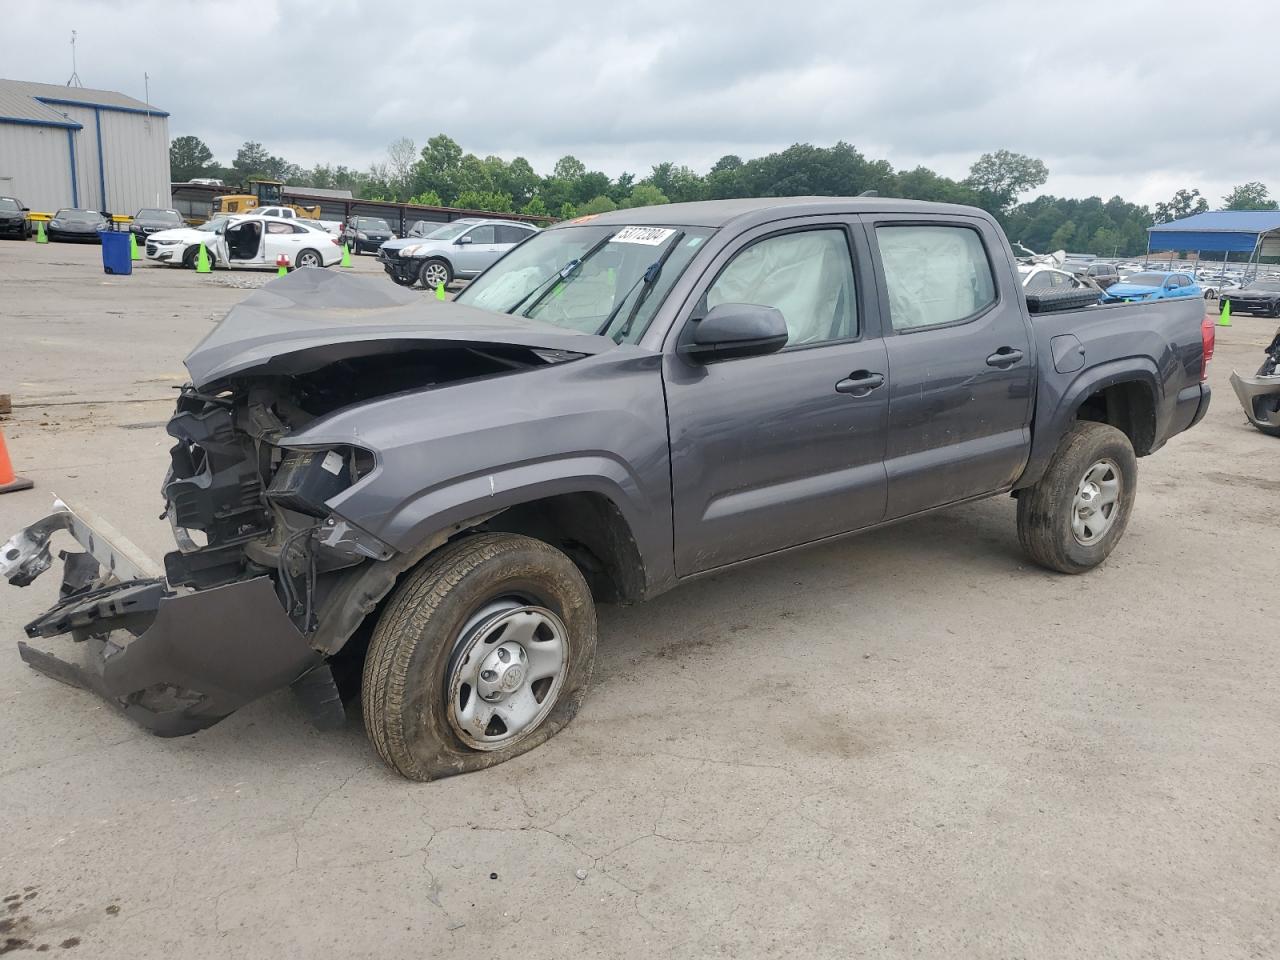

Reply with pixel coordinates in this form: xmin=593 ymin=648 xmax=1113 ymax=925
xmin=170 ymin=134 xmax=1278 ymax=257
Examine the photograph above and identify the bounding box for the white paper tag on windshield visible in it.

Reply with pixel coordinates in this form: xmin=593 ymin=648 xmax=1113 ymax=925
xmin=611 ymin=226 xmax=675 ymax=246
xmin=320 ymin=451 xmax=344 ymax=475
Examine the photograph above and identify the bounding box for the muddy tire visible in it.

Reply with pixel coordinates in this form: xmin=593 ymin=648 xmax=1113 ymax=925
xmin=361 ymin=533 xmax=596 ymax=782
xmin=1017 ymin=422 xmax=1137 ymax=574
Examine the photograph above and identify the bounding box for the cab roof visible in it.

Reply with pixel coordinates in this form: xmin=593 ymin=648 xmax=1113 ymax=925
xmin=554 ymin=196 xmax=990 ymax=230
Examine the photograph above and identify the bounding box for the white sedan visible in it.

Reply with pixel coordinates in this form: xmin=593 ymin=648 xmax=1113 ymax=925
xmin=144 ymin=214 xmax=343 ymax=270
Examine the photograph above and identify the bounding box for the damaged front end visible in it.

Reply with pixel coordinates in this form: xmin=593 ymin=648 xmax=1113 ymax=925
xmin=1 ymin=378 xmax=395 ymax=736
xmin=3 ymin=269 xmax=607 ymax=737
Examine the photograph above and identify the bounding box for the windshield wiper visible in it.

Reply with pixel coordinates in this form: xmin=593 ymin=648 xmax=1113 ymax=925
xmin=504 ymin=231 xmax=619 ymax=316
xmin=596 ymin=231 xmax=686 ymax=340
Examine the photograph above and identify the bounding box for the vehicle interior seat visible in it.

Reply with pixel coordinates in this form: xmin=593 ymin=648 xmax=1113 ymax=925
xmin=227 ymin=221 xmax=261 ymax=260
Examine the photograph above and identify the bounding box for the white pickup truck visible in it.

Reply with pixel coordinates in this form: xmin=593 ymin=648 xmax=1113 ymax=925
xmin=256 ymin=206 xmax=343 ymax=235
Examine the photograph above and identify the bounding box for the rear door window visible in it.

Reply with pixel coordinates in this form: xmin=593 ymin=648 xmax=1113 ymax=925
xmin=875 ymin=224 xmax=997 ymax=331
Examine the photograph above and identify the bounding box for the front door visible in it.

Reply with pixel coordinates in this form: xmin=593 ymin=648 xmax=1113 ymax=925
xmin=665 ymin=220 xmax=889 ymax=576
xmin=453 ymin=223 xmax=502 ymax=277
xmin=865 ymin=215 xmax=1034 ymax=519
xmin=224 ymin=220 xmax=264 ymax=264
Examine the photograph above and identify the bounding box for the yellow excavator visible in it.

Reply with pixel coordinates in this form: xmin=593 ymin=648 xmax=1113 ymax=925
xmin=211 ymin=180 xmax=322 ymax=218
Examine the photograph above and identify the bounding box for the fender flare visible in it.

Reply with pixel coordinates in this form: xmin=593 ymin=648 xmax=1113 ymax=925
xmin=1018 ymin=358 xmax=1162 ymax=489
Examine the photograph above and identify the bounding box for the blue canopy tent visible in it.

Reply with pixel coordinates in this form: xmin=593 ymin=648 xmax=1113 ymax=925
xmin=1148 ymin=211 xmax=1280 ymax=280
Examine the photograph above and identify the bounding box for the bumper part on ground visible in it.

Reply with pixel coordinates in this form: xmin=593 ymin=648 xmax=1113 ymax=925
xmin=4 ymin=502 xmax=323 ymax=737
xmin=1230 ymin=369 xmax=1280 ymax=432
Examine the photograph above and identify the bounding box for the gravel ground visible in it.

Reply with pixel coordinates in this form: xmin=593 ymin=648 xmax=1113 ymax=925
xmin=0 ymin=240 xmax=1277 ymax=959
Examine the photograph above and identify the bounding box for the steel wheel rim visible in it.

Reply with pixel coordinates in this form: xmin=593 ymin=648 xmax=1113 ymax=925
xmin=446 ymin=599 xmax=570 ymax=751
xmin=422 ymin=262 xmax=448 ymax=287
xmin=1071 ymin=458 xmax=1121 ymax=546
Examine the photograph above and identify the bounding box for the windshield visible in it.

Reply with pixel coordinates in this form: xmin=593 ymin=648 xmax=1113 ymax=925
xmin=1125 ymin=273 xmax=1168 ymax=286
xmin=455 ymin=223 xmax=713 ymax=344
xmin=56 ymin=209 xmax=101 ymax=222
xmin=1242 ymin=280 xmax=1280 ymax=292
xmin=0 ymin=199 xmax=20 ymax=213
xmin=359 ymin=218 xmax=391 ymax=231
xmin=425 ymin=222 xmax=471 ymax=240
xmin=138 ymin=208 xmax=181 ymax=222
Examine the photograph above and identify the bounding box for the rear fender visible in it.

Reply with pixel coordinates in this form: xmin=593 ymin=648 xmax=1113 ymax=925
xmin=1018 ymin=359 xmax=1161 ymax=489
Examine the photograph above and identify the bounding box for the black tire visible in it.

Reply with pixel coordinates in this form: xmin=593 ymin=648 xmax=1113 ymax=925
xmin=1016 ymin=422 xmax=1137 ymax=574
xmin=419 ymin=257 xmax=453 ymax=289
xmin=296 ymin=248 xmax=322 ymax=268
xmin=389 ymin=273 xmax=416 ymax=287
xmin=361 ymin=533 xmax=597 ymax=782
xmin=182 ymin=245 xmax=215 ymax=270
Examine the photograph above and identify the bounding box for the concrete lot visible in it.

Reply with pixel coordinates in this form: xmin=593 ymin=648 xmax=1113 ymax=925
xmin=1 ymin=240 xmax=1277 ymax=959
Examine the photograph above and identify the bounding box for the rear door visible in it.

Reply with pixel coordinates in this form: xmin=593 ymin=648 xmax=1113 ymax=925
xmin=865 ymin=214 xmax=1034 ymax=519
xmin=665 ymin=218 xmax=889 ymax=575
xmin=263 ymin=220 xmax=306 ymax=262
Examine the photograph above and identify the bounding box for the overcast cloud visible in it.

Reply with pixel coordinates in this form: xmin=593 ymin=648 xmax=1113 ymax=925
xmin=5 ymin=0 xmax=1276 ymax=206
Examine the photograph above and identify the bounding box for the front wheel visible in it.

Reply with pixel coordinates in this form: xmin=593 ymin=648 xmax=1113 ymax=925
xmin=361 ymin=533 xmax=597 ymax=782
xmin=419 ymin=257 xmax=452 ymax=289
xmin=1016 ymin=422 xmax=1137 ymax=574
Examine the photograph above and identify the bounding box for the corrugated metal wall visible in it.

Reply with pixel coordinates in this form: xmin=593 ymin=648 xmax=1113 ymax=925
xmin=0 ymin=104 xmax=170 ymax=215
xmin=99 ymin=111 xmax=171 ymax=213
xmin=0 ymin=123 xmax=75 ymax=212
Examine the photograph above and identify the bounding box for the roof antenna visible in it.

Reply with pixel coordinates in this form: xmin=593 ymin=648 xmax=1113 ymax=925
xmin=66 ymin=30 xmax=83 ymax=87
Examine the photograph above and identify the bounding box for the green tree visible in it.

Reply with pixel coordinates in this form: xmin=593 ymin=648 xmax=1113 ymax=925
xmin=170 ymin=135 xmax=215 ymax=182
xmin=521 ymin=196 xmax=549 ymax=219
xmin=499 ymin=157 xmax=541 ymax=207
xmin=558 ymin=201 xmax=579 ymax=220
xmin=410 ymin=189 xmax=443 ymax=207
xmin=1048 ymin=220 xmax=1076 ymax=251
xmin=1153 ymin=188 xmax=1209 ymax=224
xmin=231 ymin=141 xmax=272 ymax=181
xmin=619 ymin=183 xmax=669 ymax=208
xmin=963 ymin=150 xmax=1049 ymax=212
xmin=385 ymin=137 xmax=417 ymax=200
xmin=552 ymin=155 xmax=587 ymax=182
xmin=413 ymin=134 xmax=464 ymax=203
xmin=578 ymin=195 xmax=617 ymax=215
xmin=1222 ymin=181 xmax=1277 ymax=211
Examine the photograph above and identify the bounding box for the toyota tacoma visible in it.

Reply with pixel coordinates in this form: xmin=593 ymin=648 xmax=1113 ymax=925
xmin=1 ymin=198 xmax=1214 ymax=781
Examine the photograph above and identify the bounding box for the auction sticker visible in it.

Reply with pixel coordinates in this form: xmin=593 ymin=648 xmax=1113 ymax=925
xmin=611 ymin=226 xmax=675 ymax=245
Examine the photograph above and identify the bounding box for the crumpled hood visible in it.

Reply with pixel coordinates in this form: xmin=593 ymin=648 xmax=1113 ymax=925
xmin=184 ymin=267 xmax=615 ymax=387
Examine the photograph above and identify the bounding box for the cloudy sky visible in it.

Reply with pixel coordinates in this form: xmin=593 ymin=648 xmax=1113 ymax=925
xmin=5 ymin=0 xmax=1276 ymax=206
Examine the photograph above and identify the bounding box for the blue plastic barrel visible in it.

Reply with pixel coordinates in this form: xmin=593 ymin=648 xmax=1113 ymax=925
xmin=99 ymin=230 xmax=132 ymax=276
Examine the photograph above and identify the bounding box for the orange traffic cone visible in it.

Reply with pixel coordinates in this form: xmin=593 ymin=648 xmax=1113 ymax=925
xmin=0 ymin=426 xmax=33 ymax=494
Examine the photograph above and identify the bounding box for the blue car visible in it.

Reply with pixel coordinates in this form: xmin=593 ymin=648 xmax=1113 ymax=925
xmin=1101 ymin=271 xmax=1201 ymax=303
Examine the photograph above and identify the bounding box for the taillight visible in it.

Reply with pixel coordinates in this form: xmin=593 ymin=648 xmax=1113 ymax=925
xmin=1201 ymin=314 xmax=1215 ymax=382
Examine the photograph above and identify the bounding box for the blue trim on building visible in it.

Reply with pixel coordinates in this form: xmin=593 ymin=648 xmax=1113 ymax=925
xmin=0 ymin=114 xmax=81 ymax=129
xmin=93 ymin=107 xmax=107 ymax=212
xmin=66 ymin=128 xmax=79 ymax=207
xmin=35 ymin=96 xmax=170 ymax=118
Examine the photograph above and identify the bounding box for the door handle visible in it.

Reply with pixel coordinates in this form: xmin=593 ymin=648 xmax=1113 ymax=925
xmin=835 ymin=371 xmax=885 ymax=397
xmin=986 ymin=347 xmax=1024 ymax=368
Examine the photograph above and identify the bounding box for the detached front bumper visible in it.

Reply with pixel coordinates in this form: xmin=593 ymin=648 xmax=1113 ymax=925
xmin=380 ymin=255 xmax=420 ymax=285
xmin=2 ymin=501 xmax=322 ymax=737
xmin=1230 ymin=369 xmax=1280 ymax=432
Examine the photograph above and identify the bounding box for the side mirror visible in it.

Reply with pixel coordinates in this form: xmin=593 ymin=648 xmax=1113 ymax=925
xmin=456 ymin=235 xmax=473 ymax=245
xmin=678 ymin=302 xmax=789 ymax=363
xmin=21 ymin=207 xmax=30 ymax=212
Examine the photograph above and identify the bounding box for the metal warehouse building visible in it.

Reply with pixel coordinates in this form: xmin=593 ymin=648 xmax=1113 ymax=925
xmin=0 ymin=79 xmax=170 ymax=216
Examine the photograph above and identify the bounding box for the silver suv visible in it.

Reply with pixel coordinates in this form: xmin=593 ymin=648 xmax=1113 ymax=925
xmin=380 ymin=219 xmax=538 ymax=288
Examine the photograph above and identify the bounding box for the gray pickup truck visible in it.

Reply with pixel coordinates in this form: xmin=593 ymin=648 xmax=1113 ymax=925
xmin=1 ymin=198 xmax=1214 ymax=781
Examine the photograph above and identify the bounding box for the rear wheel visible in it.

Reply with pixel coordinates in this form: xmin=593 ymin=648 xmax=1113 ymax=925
xmin=1017 ymin=422 xmax=1137 ymax=574
xmin=361 ymin=533 xmax=597 ymax=781
xmin=419 ymin=258 xmax=452 ymax=289
xmin=296 ymin=248 xmax=322 ymax=268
